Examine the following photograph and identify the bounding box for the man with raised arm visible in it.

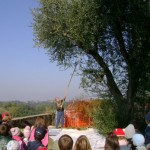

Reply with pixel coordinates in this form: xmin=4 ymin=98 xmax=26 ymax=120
xmin=55 ymin=96 xmax=66 ymax=128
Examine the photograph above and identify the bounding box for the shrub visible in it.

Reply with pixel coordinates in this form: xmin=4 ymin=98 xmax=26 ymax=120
xmin=92 ymin=100 xmax=117 ymax=135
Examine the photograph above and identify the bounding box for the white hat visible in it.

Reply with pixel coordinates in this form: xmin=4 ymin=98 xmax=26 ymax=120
xmin=7 ymin=140 xmax=20 ymax=150
xmin=124 ymin=124 xmax=135 ymax=139
xmin=132 ymin=134 xmax=145 ymax=146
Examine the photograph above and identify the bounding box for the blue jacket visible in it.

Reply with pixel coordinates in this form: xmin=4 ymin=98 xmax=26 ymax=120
xmin=145 ymin=125 xmax=150 ymax=145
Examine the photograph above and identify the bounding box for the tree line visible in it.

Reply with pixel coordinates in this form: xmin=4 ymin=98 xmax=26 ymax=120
xmin=0 ymin=101 xmax=55 ymax=118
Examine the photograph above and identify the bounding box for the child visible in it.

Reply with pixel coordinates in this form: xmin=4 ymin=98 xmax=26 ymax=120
xmin=105 ymin=132 xmax=120 ymax=150
xmin=23 ymin=125 xmax=31 ymax=145
xmin=58 ymin=134 xmax=73 ymax=150
xmin=0 ymin=124 xmax=12 ymax=149
xmin=27 ymin=126 xmax=47 ymax=150
xmin=74 ymin=135 xmax=92 ymax=150
xmin=124 ymin=124 xmax=136 ymax=149
xmin=1 ymin=112 xmax=12 ymax=129
xmin=7 ymin=140 xmax=20 ymax=150
xmin=113 ymin=128 xmax=129 ymax=145
xmin=144 ymin=111 xmax=150 ymax=146
xmin=10 ymin=127 xmax=26 ymax=150
xmin=29 ymin=116 xmax=49 ymax=147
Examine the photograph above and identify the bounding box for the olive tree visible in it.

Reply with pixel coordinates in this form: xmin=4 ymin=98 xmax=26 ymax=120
xmin=32 ymin=0 xmax=150 ymax=125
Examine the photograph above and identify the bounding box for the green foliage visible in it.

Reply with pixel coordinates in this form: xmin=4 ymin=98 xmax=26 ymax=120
xmin=92 ymin=100 xmax=117 ymax=135
xmin=114 ymin=101 xmax=130 ymax=127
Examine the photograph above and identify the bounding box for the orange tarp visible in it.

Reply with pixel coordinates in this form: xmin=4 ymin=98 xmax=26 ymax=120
xmin=64 ymin=101 xmax=93 ymax=128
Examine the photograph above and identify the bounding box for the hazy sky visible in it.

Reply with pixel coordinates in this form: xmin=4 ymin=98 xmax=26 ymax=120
xmin=0 ymin=0 xmax=87 ymax=102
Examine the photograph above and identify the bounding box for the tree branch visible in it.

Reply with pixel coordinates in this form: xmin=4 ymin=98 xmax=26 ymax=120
xmin=115 ymin=21 xmax=129 ymax=66
xmin=88 ymin=49 xmax=124 ymax=102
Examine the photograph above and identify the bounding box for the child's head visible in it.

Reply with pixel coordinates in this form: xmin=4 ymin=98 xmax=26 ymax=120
xmin=10 ymin=127 xmax=20 ymax=136
xmin=0 ymin=124 xmax=10 ymax=136
xmin=34 ymin=116 xmax=47 ymax=128
xmin=113 ymin=128 xmax=128 ymax=145
xmin=58 ymin=134 xmax=73 ymax=150
xmin=2 ymin=112 xmax=11 ymax=122
xmin=34 ymin=126 xmax=47 ymax=141
xmin=7 ymin=140 xmax=20 ymax=150
xmin=74 ymin=135 xmax=92 ymax=150
xmin=105 ymin=132 xmax=120 ymax=150
xmin=23 ymin=125 xmax=31 ymax=138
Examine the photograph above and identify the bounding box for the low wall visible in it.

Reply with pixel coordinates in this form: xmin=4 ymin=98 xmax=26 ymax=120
xmin=11 ymin=112 xmax=55 ymax=128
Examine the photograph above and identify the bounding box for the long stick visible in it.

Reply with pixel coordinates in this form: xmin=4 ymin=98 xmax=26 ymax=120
xmin=64 ymin=62 xmax=78 ymax=98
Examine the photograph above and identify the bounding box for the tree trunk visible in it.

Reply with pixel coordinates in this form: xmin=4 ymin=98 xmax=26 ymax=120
xmin=88 ymin=49 xmax=124 ymax=102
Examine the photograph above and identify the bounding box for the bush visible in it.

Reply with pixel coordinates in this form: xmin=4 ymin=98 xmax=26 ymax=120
xmin=92 ymin=100 xmax=117 ymax=135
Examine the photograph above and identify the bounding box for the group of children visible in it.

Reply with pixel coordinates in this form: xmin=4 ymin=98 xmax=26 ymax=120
xmin=0 ymin=111 xmax=92 ymax=150
xmin=0 ymin=112 xmax=48 ymax=150
xmin=105 ymin=124 xmax=146 ymax=150
xmin=1 ymin=109 xmax=150 ymax=150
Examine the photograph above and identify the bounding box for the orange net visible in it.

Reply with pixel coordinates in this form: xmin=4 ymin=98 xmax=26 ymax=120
xmin=64 ymin=100 xmax=94 ymax=128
